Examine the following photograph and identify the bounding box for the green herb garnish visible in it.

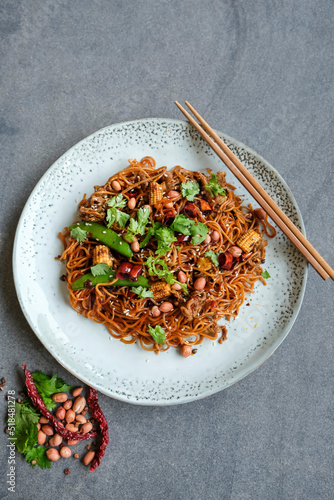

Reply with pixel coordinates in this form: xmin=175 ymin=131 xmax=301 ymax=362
xmin=261 ymin=270 xmax=271 ymax=279
xmin=91 ymin=263 xmax=113 ymax=276
xmin=106 ymin=194 xmax=129 ymax=228
xmin=154 ymin=226 xmax=177 ymax=256
xmin=204 ymin=174 xmax=226 ymax=197
xmin=125 ymin=206 xmax=150 ymax=242
xmin=170 ymin=214 xmax=194 ymax=235
xmin=145 ymin=256 xmax=188 ymax=294
xmin=32 ymin=371 xmax=72 ymax=411
xmin=181 ymin=180 xmax=200 ymax=201
xmin=148 ymin=325 xmax=166 ymax=345
xmin=70 ymin=226 xmax=88 ymax=242
xmin=205 ymin=250 xmax=220 ymax=267
xmin=190 ymin=221 xmax=208 ymax=245
xmin=131 ymin=286 xmax=154 ymax=299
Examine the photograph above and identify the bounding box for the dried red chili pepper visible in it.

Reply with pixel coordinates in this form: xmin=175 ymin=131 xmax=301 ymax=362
xmin=22 ymin=364 xmax=97 ymax=442
xmin=241 ymin=252 xmax=253 ymax=261
xmin=176 ymin=234 xmax=191 ymax=243
xmin=116 ymin=262 xmax=133 ymax=280
xmin=162 ymin=210 xmax=175 ymax=226
xmin=182 ymin=202 xmax=197 ymax=219
xmin=198 ymin=200 xmax=212 ymax=217
xmin=127 ymin=189 xmax=138 ymax=199
xmin=218 ymin=252 xmax=234 ymax=270
xmin=129 ymin=264 xmax=142 ymax=282
xmin=87 ymin=388 xmax=109 ymax=472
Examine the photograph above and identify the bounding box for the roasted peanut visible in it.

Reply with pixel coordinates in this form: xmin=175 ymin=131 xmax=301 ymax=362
xmin=159 ymin=302 xmax=174 ymax=313
xmin=177 ymin=271 xmax=187 ymax=283
xmin=46 ymin=448 xmax=60 ymax=462
xmin=171 ymin=283 xmax=182 ymax=291
xmin=67 ymin=439 xmax=79 ymax=446
xmin=39 ymin=416 xmax=49 ymax=424
xmin=75 ymin=415 xmax=87 ymax=424
xmin=81 ymin=422 xmax=93 ymax=434
xmin=204 ymin=234 xmax=211 ymax=244
xmin=194 ymin=277 xmax=206 ymax=290
xmin=72 ymin=387 xmax=83 ymax=398
xmin=65 ymin=423 xmax=78 ymax=432
xmin=42 ymin=424 xmax=54 ymax=436
xmin=181 ymin=345 xmax=192 ymax=358
xmin=151 ymin=306 xmax=161 ymax=317
xmin=65 ymin=409 xmax=76 ymax=424
xmin=55 ymin=406 xmax=66 ymax=420
xmin=49 ymin=433 xmax=62 ymax=447
xmin=228 ymin=246 xmax=242 ymax=258
xmin=143 ymin=204 xmax=152 ymax=214
xmin=211 ymin=230 xmax=220 ymax=242
xmin=128 ymin=198 xmax=136 ymax=210
xmin=83 ymin=451 xmax=95 ymax=466
xmin=165 ymin=201 xmax=174 ymax=209
xmin=72 ymin=396 xmax=86 ymax=413
xmin=60 ymin=446 xmax=72 ymax=458
xmin=36 ymin=423 xmax=41 ymax=431
xmin=37 ymin=430 xmax=46 ymax=445
xmin=131 ymin=241 xmax=140 ymax=252
xmin=111 ymin=180 xmax=122 ymax=191
xmin=167 ymin=190 xmax=179 ymax=199
xmin=52 ymin=393 xmax=68 ymax=403
xmin=63 ymin=400 xmax=73 ymax=410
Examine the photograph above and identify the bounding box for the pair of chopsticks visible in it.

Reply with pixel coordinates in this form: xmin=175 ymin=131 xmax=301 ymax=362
xmin=175 ymin=101 xmax=334 ymax=281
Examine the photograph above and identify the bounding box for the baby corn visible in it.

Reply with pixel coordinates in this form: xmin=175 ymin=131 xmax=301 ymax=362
xmin=236 ymin=229 xmax=261 ymax=253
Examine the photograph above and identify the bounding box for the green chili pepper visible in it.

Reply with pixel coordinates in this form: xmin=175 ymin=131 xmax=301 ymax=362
xmin=69 ymin=221 xmax=133 ymax=258
xmin=71 ymin=270 xmax=149 ymax=291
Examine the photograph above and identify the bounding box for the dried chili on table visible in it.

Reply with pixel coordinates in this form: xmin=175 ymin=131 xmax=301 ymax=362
xmin=87 ymin=388 xmax=109 ymax=472
xmin=22 ymin=364 xmax=97 ymax=442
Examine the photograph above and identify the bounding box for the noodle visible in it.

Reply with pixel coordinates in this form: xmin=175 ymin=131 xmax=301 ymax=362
xmin=59 ymin=157 xmax=276 ymax=354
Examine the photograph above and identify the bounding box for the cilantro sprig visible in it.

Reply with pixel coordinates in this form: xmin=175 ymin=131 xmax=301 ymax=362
xmin=125 ymin=206 xmax=150 ymax=242
xmin=145 ymin=256 xmax=188 ymax=294
xmin=205 ymin=250 xmax=220 ymax=267
xmin=170 ymin=214 xmax=208 ymax=245
xmin=204 ymin=174 xmax=226 ymax=197
xmin=148 ymin=325 xmax=166 ymax=345
xmin=181 ymin=180 xmax=200 ymax=201
xmin=106 ymin=194 xmax=129 ymax=228
xmin=32 ymin=371 xmax=72 ymax=411
xmin=91 ymin=263 xmax=113 ymax=276
xmin=70 ymin=226 xmax=88 ymax=242
xmin=261 ymin=270 xmax=271 ymax=279
xmin=131 ymin=286 xmax=154 ymax=299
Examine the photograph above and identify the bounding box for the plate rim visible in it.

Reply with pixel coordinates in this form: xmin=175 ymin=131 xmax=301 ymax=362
xmin=12 ymin=117 xmax=308 ymax=405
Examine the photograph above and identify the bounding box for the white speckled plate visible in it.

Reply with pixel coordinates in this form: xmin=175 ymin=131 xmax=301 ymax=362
xmin=13 ymin=118 xmax=308 ymax=405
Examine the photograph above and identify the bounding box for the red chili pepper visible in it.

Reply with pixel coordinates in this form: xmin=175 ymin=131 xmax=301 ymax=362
xmin=241 ymin=252 xmax=253 ymax=261
xmin=183 ymin=202 xmax=197 ymax=219
xmin=128 ymin=291 xmax=136 ymax=299
xmin=198 ymin=199 xmax=212 ymax=217
xmin=87 ymin=388 xmax=109 ymax=472
xmin=22 ymin=364 xmax=97 ymax=442
xmin=129 ymin=264 xmax=143 ymax=282
xmin=162 ymin=210 xmax=175 ymax=226
xmin=116 ymin=262 xmax=133 ymax=280
xmin=176 ymin=234 xmax=191 ymax=243
xmin=218 ymin=252 xmax=234 ymax=270
xmin=127 ymin=189 xmax=138 ymax=199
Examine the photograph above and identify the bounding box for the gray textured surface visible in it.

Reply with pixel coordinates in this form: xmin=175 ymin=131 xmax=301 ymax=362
xmin=0 ymin=1 xmax=333 ymax=499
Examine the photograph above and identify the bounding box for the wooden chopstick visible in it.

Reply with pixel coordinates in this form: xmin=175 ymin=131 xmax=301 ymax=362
xmin=175 ymin=101 xmax=334 ymax=281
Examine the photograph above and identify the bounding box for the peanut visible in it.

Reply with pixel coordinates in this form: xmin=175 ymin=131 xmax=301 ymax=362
xmin=75 ymin=415 xmax=87 ymax=424
xmin=204 ymin=234 xmax=211 ymax=244
xmin=177 ymin=271 xmax=187 ymax=283
xmin=65 ymin=423 xmax=77 ymax=432
xmin=65 ymin=409 xmax=76 ymax=424
xmin=41 ymin=424 xmax=54 ymax=436
xmin=143 ymin=204 xmax=152 ymax=214
xmin=37 ymin=430 xmax=46 ymax=445
xmin=228 ymin=246 xmax=242 ymax=258
xmin=159 ymin=302 xmax=174 ymax=313
xmin=72 ymin=387 xmax=83 ymax=398
xmin=63 ymin=400 xmax=73 ymax=410
xmin=194 ymin=277 xmax=206 ymax=290
xmin=167 ymin=190 xmax=179 ymax=199
xmin=49 ymin=433 xmax=62 ymax=447
xmin=72 ymin=396 xmax=86 ymax=413
xmin=165 ymin=201 xmax=174 ymax=209
xmin=211 ymin=230 xmax=220 ymax=242
xmin=67 ymin=440 xmax=79 ymax=446
xmin=181 ymin=345 xmax=192 ymax=358
xmin=151 ymin=306 xmax=161 ymax=317
xmin=52 ymin=393 xmax=68 ymax=403
xmin=81 ymin=422 xmax=93 ymax=434
xmin=171 ymin=283 xmax=182 ymax=291
xmin=83 ymin=451 xmax=95 ymax=466
xmin=254 ymin=208 xmax=266 ymax=220
xmin=39 ymin=416 xmax=49 ymax=424
xmin=128 ymin=198 xmax=136 ymax=210
xmin=131 ymin=241 xmax=140 ymax=252
xmin=60 ymin=446 xmax=72 ymax=458
xmin=55 ymin=406 xmax=66 ymax=420
xmin=36 ymin=423 xmax=41 ymax=431
xmin=46 ymin=448 xmax=60 ymax=462
xmin=111 ymin=180 xmax=122 ymax=191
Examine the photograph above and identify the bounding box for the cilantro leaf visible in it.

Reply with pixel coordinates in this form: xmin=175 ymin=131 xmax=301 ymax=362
xmin=106 ymin=207 xmax=130 ymax=228
xmin=8 ymin=400 xmax=40 ymax=454
xmin=131 ymin=286 xmax=154 ymax=299
xmin=181 ymin=180 xmax=200 ymax=201
xmin=91 ymin=263 xmax=113 ymax=276
xmin=170 ymin=214 xmax=194 ymax=235
xmin=148 ymin=325 xmax=166 ymax=345
xmin=190 ymin=222 xmax=209 ymax=245
xmin=145 ymin=256 xmax=188 ymax=294
xmin=154 ymin=227 xmax=177 ymax=256
xmin=32 ymin=371 xmax=72 ymax=411
xmin=261 ymin=270 xmax=271 ymax=279
xmin=204 ymin=174 xmax=226 ymax=197
xmin=205 ymin=250 xmax=220 ymax=267
xmin=107 ymin=194 xmax=127 ymax=209
xmin=70 ymin=226 xmax=88 ymax=242
xmin=26 ymin=446 xmax=51 ymax=469
xmin=125 ymin=206 xmax=150 ymax=242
